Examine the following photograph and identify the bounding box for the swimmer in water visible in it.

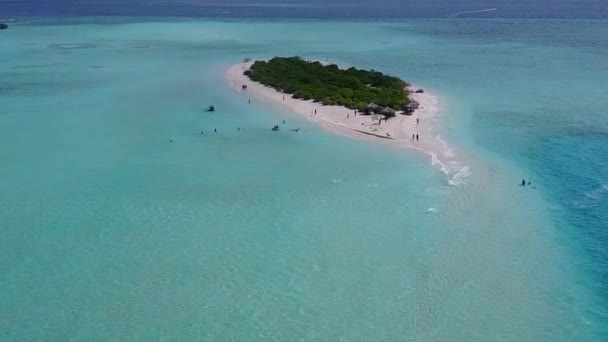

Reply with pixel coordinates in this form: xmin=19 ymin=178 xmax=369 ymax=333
xmin=521 ymin=179 xmax=526 ymax=186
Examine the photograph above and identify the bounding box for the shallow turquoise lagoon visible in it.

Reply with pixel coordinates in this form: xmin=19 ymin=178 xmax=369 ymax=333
xmin=1 ymin=19 xmax=607 ymax=340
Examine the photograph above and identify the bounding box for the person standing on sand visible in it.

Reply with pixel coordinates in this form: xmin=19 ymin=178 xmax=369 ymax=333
xmin=282 ymin=95 xmax=285 ymax=101
xmin=347 ymin=114 xmax=350 ymax=119
xmin=412 ymin=133 xmax=415 ymax=140
xmin=314 ymin=109 xmax=317 ymax=115
xmin=416 ymin=134 xmax=419 ymax=141
xmin=416 ymin=118 xmax=419 ymax=125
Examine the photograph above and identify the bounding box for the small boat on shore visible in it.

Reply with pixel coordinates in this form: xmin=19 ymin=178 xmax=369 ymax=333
xmin=207 ymin=105 xmax=215 ymax=112
xmin=272 ymin=125 xmax=280 ymax=131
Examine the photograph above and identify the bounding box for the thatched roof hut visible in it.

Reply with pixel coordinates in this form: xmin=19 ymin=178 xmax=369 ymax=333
xmin=363 ymin=103 xmax=381 ymax=115
xmin=403 ymin=100 xmax=420 ymax=114
xmin=381 ymin=107 xmax=396 ymax=117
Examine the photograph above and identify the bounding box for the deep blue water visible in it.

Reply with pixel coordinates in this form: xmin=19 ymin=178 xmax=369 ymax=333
xmin=2 ymin=0 xmax=608 ymax=19
xmin=1 ymin=3 xmax=608 ymax=340
xmin=533 ymin=134 xmax=608 ymax=298
xmin=398 ymin=18 xmax=608 ymax=305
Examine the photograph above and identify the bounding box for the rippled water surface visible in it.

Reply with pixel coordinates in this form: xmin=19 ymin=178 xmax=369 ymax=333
xmin=0 ymin=18 xmax=607 ymax=340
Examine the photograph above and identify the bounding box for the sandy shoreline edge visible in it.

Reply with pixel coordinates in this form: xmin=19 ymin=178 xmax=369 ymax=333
xmin=226 ymin=61 xmax=469 ymax=185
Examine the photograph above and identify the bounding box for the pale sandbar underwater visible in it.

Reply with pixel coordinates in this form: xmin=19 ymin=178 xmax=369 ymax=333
xmin=1 ymin=17 xmax=607 ymax=341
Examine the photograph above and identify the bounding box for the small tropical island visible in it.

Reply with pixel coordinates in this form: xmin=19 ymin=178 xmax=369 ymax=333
xmin=226 ymin=57 xmax=440 ymax=155
xmin=245 ymin=57 xmax=416 ymax=117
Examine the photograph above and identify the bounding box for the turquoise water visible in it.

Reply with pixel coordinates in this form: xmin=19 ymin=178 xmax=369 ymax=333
xmin=1 ymin=19 xmax=607 ymax=340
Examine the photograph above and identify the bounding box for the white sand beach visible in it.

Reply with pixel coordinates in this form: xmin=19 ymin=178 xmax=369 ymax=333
xmin=227 ymin=61 xmax=468 ymax=184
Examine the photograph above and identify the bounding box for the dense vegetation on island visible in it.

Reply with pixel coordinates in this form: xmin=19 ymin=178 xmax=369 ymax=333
xmin=245 ymin=57 xmax=410 ymax=115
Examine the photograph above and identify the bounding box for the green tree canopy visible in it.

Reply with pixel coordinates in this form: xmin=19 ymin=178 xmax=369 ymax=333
xmin=245 ymin=57 xmax=411 ymax=115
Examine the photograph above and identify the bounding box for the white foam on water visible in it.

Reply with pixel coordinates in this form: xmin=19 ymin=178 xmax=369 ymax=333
xmin=574 ymin=183 xmax=608 ymax=208
xmin=449 ymin=166 xmax=472 ymax=186
xmin=429 ymin=151 xmax=451 ymax=175
xmin=584 ymin=183 xmax=608 ymax=199
xmin=420 ymin=133 xmax=471 ymax=186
